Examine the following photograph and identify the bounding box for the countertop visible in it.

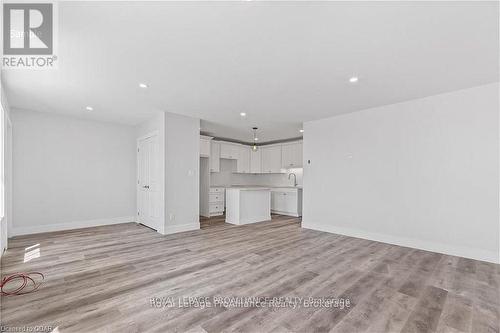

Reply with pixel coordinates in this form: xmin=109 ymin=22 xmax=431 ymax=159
xmin=225 ymin=186 xmax=271 ymax=191
xmin=212 ymin=185 xmax=302 ymax=190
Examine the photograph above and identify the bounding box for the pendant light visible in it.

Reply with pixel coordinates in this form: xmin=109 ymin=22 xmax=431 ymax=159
xmin=252 ymin=127 xmax=258 ymax=152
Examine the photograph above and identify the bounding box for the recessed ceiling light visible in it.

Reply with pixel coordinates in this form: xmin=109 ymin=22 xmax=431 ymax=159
xmin=299 ymin=129 xmax=304 ymax=133
xmin=254 ymin=137 xmax=259 ymax=141
xmin=86 ymin=106 xmax=93 ymax=111
xmin=349 ymin=77 xmax=359 ymax=83
xmin=240 ymin=112 xmax=247 ymax=117
xmin=139 ymin=83 xmax=148 ymax=88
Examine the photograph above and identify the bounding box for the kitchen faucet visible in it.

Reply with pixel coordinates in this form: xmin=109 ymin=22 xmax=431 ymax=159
xmin=288 ymin=173 xmax=297 ymax=187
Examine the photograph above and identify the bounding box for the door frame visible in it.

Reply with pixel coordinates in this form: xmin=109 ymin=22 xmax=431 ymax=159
xmin=137 ymin=131 xmax=160 ymax=230
xmin=1 ymin=108 xmax=12 ymax=253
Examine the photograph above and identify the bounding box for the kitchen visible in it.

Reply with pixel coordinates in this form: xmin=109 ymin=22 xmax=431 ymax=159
xmin=199 ymin=133 xmax=303 ymax=226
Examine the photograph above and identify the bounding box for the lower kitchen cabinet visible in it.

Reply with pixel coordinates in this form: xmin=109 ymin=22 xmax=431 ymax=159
xmin=270 ymin=188 xmax=302 ymax=217
xmin=209 ymin=187 xmax=225 ymax=216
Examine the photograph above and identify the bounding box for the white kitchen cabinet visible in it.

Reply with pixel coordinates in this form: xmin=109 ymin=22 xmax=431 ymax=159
xmin=250 ymin=149 xmax=262 ymax=173
xmin=209 ymin=187 xmax=225 ymax=216
xmin=220 ymin=142 xmax=239 ymax=160
xmin=200 ymin=135 xmax=212 ymax=157
xmin=261 ymin=145 xmax=283 ymax=173
xmin=271 ymin=191 xmax=286 ymax=212
xmin=210 ymin=141 xmax=220 ymax=172
xmin=237 ymin=146 xmax=250 ymax=173
xmin=270 ymin=188 xmax=302 ymax=217
xmin=281 ymin=141 xmax=303 ymax=168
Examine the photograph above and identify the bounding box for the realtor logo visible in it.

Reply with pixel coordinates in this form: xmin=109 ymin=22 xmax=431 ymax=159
xmin=2 ymin=2 xmax=58 ymax=68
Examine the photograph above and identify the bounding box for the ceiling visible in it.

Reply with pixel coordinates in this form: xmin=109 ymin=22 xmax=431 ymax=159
xmin=2 ymin=1 xmax=498 ymax=143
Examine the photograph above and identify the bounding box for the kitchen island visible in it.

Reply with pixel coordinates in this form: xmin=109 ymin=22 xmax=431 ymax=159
xmin=225 ymin=187 xmax=271 ymax=225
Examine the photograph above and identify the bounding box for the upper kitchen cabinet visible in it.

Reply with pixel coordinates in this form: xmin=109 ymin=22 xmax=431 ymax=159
xmin=200 ymin=135 xmax=212 ymax=157
xmin=261 ymin=145 xmax=283 ymax=173
xmin=250 ymin=148 xmax=262 ymax=173
xmin=220 ymin=142 xmax=240 ymax=159
xmin=281 ymin=141 xmax=303 ymax=168
xmin=237 ymin=146 xmax=250 ymax=173
xmin=210 ymin=141 xmax=220 ymax=172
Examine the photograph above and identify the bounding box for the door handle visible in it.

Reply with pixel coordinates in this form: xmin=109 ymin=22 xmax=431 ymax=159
xmin=143 ymin=185 xmax=150 ymax=189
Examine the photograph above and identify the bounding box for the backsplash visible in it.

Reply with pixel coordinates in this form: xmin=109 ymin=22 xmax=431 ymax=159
xmin=210 ymin=159 xmax=303 ymax=187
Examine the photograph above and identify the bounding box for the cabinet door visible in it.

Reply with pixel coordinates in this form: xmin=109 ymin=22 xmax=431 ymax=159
xmin=283 ymin=192 xmax=298 ymax=214
xmin=281 ymin=143 xmax=294 ymax=168
xmin=220 ymin=142 xmax=238 ymax=159
xmin=220 ymin=142 xmax=231 ymax=159
xmin=295 ymin=141 xmax=303 ymax=167
xmin=231 ymin=145 xmax=240 ymax=160
xmin=271 ymin=191 xmax=285 ymax=211
xmin=261 ymin=145 xmax=282 ymax=173
xmin=210 ymin=141 xmax=220 ymax=172
xmin=281 ymin=142 xmax=303 ymax=168
xmin=250 ymin=149 xmax=262 ymax=173
xmin=237 ymin=146 xmax=250 ymax=173
xmin=200 ymin=139 xmax=211 ymax=157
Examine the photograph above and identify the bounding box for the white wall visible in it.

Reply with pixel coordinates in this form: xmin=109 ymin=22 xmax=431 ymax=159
xmin=303 ymin=83 xmax=500 ymax=263
xmin=12 ymin=109 xmax=137 ymax=235
xmin=164 ymin=112 xmax=200 ymax=234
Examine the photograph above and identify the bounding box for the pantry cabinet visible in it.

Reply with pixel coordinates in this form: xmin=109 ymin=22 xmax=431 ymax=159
xmin=200 ymin=135 xmax=212 ymax=157
xmin=210 ymin=141 xmax=220 ymax=172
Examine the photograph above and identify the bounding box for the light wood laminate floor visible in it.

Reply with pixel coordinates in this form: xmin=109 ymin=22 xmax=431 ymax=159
xmin=1 ymin=216 xmax=499 ymax=333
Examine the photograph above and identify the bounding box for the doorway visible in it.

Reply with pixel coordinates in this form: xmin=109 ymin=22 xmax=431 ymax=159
xmin=1 ymin=108 xmax=12 ymax=252
xmin=137 ymin=132 xmax=160 ymax=231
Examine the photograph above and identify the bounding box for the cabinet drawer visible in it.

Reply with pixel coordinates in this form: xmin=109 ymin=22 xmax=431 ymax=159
xmin=209 ymin=204 xmax=224 ymax=213
xmin=209 ymin=193 xmax=224 ymax=203
xmin=209 ymin=187 xmax=225 ymax=193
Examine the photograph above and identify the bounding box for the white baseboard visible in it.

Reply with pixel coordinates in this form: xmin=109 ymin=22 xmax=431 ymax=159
xmin=302 ymin=221 xmax=499 ymax=264
xmin=11 ymin=216 xmax=136 ymax=236
xmin=226 ymin=215 xmax=271 ymax=225
xmin=271 ymin=210 xmax=300 ymax=217
xmin=163 ymin=222 xmax=200 ymax=235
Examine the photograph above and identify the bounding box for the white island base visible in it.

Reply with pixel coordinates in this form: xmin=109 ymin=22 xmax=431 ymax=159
xmin=225 ymin=187 xmax=271 ymax=225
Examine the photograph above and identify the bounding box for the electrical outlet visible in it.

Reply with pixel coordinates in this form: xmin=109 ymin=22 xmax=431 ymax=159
xmin=169 ymin=213 xmax=175 ymax=221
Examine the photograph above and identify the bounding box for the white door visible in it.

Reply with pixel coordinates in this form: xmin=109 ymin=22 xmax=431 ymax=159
xmin=137 ymin=134 xmax=160 ymax=230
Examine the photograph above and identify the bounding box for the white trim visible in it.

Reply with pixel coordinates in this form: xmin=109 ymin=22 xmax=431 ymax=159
xmin=11 ymin=216 xmax=135 ymax=236
xmin=302 ymin=221 xmax=499 ymax=264
xmin=163 ymin=222 xmax=200 ymax=235
xmin=226 ymin=215 xmax=271 ymax=225
xmin=271 ymin=210 xmax=300 ymax=217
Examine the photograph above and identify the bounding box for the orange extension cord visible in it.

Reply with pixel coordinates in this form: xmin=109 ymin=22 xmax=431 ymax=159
xmin=0 ymin=272 xmax=44 ymax=296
